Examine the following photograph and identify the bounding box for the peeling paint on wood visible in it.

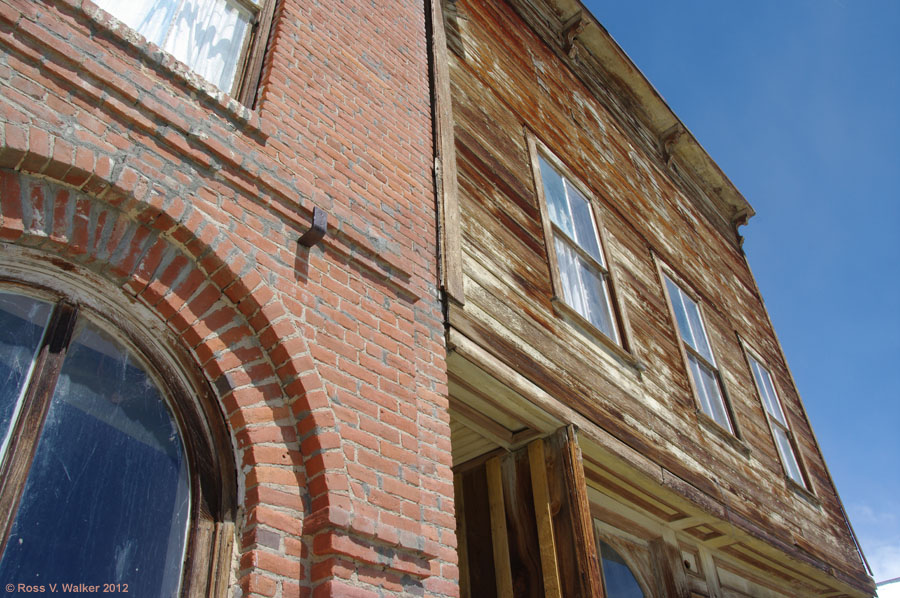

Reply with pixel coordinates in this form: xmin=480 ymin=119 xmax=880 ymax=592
xmin=443 ymin=0 xmax=873 ymax=595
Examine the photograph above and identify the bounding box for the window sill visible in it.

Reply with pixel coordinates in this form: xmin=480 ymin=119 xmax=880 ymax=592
xmin=551 ymin=298 xmax=645 ymax=374
xmin=82 ymin=1 xmax=271 ymax=140
xmin=786 ymin=478 xmax=820 ymax=508
xmin=696 ymin=411 xmax=751 ymax=458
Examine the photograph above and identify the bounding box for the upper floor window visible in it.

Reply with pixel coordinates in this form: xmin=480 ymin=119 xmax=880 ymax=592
xmin=663 ymin=274 xmax=735 ymax=433
xmin=535 ymin=152 xmax=620 ymax=344
xmin=94 ymin=0 xmax=275 ymax=104
xmin=748 ymin=355 xmax=807 ymax=488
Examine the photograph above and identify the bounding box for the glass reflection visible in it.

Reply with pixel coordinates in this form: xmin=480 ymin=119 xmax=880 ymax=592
xmin=0 ymin=292 xmax=52 ymax=461
xmin=540 ymin=155 xmax=574 ymax=239
xmin=0 ymin=317 xmax=189 ymax=597
xmin=599 ymin=539 xmax=645 ymax=598
xmin=567 ymin=184 xmax=602 ymax=263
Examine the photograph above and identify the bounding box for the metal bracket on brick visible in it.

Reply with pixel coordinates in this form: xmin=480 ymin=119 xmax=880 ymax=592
xmin=298 ymin=206 xmax=328 ymax=248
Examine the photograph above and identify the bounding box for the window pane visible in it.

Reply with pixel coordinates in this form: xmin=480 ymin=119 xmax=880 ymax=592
xmin=0 ymin=319 xmax=189 ymax=597
xmin=167 ymin=0 xmax=252 ymax=91
xmin=539 ymin=156 xmax=574 ymax=240
xmin=599 ymin=540 xmax=644 ymax=598
xmin=94 ymin=0 xmax=181 ymax=47
xmin=665 ymin=277 xmax=695 ymax=348
xmin=751 ymin=359 xmax=787 ymax=426
xmin=773 ymin=425 xmax=804 ymax=485
xmin=0 ymin=292 xmax=52 ymax=460
xmin=566 ymin=183 xmax=603 ymax=263
xmin=688 ymin=354 xmax=713 ymax=417
xmin=665 ymin=277 xmax=714 ymax=363
xmin=555 ymin=235 xmax=586 ymax=316
xmin=760 ymin=368 xmax=785 ymax=423
xmin=556 ymin=236 xmax=617 ymax=341
xmin=750 ymin=360 xmax=775 ymax=418
xmin=580 ymin=259 xmax=616 ymax=341
xmin=683 ymin=295 xmax=713 ymax=363
xmin=689 ymin=354 xmax=732 ymax=432
xmin=95 ymin=0 xmax=253 ymax=93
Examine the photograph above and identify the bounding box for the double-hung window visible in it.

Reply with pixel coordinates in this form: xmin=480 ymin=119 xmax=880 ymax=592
xmin=94 ymin=0 xmax=275 ymax=104
xmin=663 ymin=275 xmax=734 ymax=433
xmin=536 ymin=153 xmax=620 ymax=344
xmin=748 ymin=356 xmax=807 ymax=487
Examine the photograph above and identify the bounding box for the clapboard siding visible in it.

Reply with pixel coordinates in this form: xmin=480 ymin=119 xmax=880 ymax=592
xmin=444 ymin=0 xmax=870 ymax=592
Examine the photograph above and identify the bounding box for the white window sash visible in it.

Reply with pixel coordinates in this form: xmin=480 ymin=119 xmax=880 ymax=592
xmin=749 ymin=356 xmax=806 ymax=486
xmin=687 ymin=351 xmax=732 ymax=432
xmin=664 ymin=275 xmax=733 ymax=433
xmin=539 ymin=155 xmax=619 ymax=343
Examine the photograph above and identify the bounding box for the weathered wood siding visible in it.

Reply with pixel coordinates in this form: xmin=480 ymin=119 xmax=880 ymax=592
xmin=444 ymin=0 xmax=867 ymax=588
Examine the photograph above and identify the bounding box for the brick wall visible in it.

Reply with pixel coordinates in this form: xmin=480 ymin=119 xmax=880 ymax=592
xmin=0 ymin=0 xmax=456 ymax=596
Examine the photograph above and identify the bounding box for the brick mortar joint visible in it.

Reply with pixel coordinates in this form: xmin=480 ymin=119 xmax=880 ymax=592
xmin=303 ymin=505 xmax=440 ymax=571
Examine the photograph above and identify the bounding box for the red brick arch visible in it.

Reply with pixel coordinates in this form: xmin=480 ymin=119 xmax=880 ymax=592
xmin=0 ymin=160 xmax=356 ymax=586
xmin=0 ymin=151 xmax=437 ymax=594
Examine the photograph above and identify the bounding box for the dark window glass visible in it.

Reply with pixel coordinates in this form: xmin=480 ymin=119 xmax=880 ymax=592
xmin=0 ymin=292 xmax=52 ymax=457
xmin=599 ymin=539 xmax=645 ymax=598
xmin=0 ymin=298 xmax=189 ymax=596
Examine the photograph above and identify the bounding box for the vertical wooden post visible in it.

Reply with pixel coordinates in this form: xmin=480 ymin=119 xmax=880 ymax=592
xmin=528 ymin=439 xmax=563 ymax=598
xmin=503 ymin=449 xmax=544 ymax=597
xmin=428 ymin=0 xmax=464 ymax=303
xmin=558 ymin=425 xmax=605 ymax=598
xmin=454 ymin=472 xmax=470 ymax=598
xmin=649 ymin=529 xmax=691 ymax=598
xmin=486 ymin=456 xmax=513 ymax=598
xmin=698 ymin=545 xmax=722 ymax=598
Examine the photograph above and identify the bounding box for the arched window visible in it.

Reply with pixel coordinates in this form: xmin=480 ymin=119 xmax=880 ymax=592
xmin=598 ymin=539 xmax=646 ymax=598
xmin=0 ymin=275 xmax=234 ymax=596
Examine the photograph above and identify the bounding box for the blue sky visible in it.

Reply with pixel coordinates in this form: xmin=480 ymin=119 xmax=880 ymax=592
xmin=583 ymin=0 xmax=900 ymax=585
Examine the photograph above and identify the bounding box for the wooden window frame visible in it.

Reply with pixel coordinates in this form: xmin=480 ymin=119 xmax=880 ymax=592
xmin=232 ymin=0 xmax=278 ymax=106
xmin=0 ymin=272 xmax=235 ymax=597
xmin=740 ymin=343 xmax=813 ymax=493
xmin=527 ymin=133 xmax=633 ymax=357
xmin=591 ymin=521 xmax=654 ymax=598
xmin=658 ymin=264 xmax=742 ymax=441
